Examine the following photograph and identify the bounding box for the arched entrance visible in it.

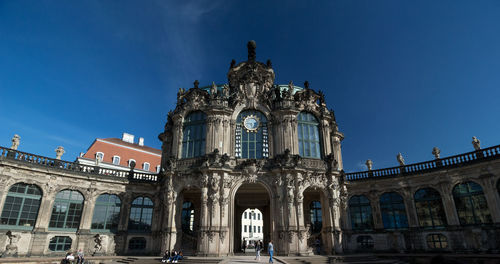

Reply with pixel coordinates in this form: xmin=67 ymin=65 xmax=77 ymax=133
xmin=177 ymin=187 xmax=201 ymax=255
xmin=303 ymin=187 xmax=327 ymax=254
xmin=232 ymin=182 xmax=272 ymax=254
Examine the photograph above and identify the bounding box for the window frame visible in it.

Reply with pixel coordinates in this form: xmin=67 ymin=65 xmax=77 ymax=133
xmin=297 ymin=112 xmax=322 ymax=159
xmin=48 ymin=236 xmax=72 ymax=252
xmin=0 ymin=183 xmax=42 ymax=230
xmin=95 ymin=152 xmax=104 ymax=161
xmin=452 ymin=181 xmax=492 ymax=225
xmin=91 ymin=194 xmax=121 ymax=232
xmin=380 ymin=192 xmax=409 ymax=230
xmin=143 ymin=162 xmax=150 ymax=171
xmin=128 ymin=196 xmax=154 ymax=232
xmin=349 ymin=195 xmax=373 ymax=231
xmin=235 ymin=110 xmax=269 ymax=159
xmin=48 ymin=190 xmax=84 ymax=231
xmin=414 ymin=188 xmax=446 ymax=229
xmin=309 ymin=201 xmax=323 ymax=233
xmin=112 ymin=156 xmax=121 ymax=165
xmin=181 ymin=111 xmax=207 ymax=159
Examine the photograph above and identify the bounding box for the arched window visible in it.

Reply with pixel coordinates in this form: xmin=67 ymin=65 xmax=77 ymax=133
xmin=349 ymin=195 xmax=373 ymax=231
xmin=112 ymin=156 xmax=120 ymax=165
xmin=235 ymin=110 xmax=268 ymax=159
xmin=380 ymin=192 xmax=408 ymax=229
xmin=310 ymin=201 xmax=322 ymax=233
xmin=453 ymin=181 xmax=492 ymax=225
xmin=414 ymin=188 xmax=446 ymax=228
xmin=297 ymin=112 xmax=321 ymax=158
xmin=91 ymin=194 xmax=121 ymax=231
xmin=0 ymin=183 xmax=42 ymax=228
xmin=182 ymin=111 xmax=207 ymax=158
xmin=49 ymin=190 xmax=84 ymax=230
xmin=129 ymin=197 xmax=153 ymax=232
xmin=181 ymin=201 xmax=195 ymax=234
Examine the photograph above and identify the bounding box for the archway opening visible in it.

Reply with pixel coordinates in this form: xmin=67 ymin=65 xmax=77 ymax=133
xmin=240 ymin=208 xmax=264 ymax=253
xmin=177 ymin=187 xmax=201 ymax=254
xmin=233 ymin=183 xmax=271 ymax=254
xmin=303 ymin=187 xmax=326 ymax=254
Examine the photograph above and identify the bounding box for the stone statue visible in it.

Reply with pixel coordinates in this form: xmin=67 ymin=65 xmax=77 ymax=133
xmin=10 ymin=135 xmax=20 ymax=150
xmin=432 ymin=147 xmax=441 ymax=159
xmin=230 ymin=59 xmax=236 ymax=69
xmin=266 ymin=59 xmax=272 ymax=68
xmin=177 ymin=87 xmax=185 ymax=102
xmin=274 ymin=86 xmax=282 ymax=101
xmin=365 ymin=159 xmax=373 ymax=171
xmin=193 ymin=80 xmax=199 ymax=89
xmin=210 ymin=82 xmax=217 ymax=97
xmin=222 ymin=84 xmax=229 ymax=98
xmin=247 ymin=40 xmax=256 ymax=62
xmin=3 ymin=231 xmax=18 ymax=256
xmin=397 ymin=153 xmax=405 ymax=166
xmin=304 ymin=81 xmax=309 ymax=90
xmin=55 ymin=146 xmax=65 ymax=160
xmin=93 ymin=234 xmax=102 ymax=256
xmin=318 ymin=90 xmax=326 ymax=105
xmin=472 ymin=136 xmax=481 ymax=150
xmin=286 ymin=81 xmax=294 ymax=98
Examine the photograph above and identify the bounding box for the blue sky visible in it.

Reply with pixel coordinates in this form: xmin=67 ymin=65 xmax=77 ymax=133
xmin=1 ymin=0 xmax=499 ymax=172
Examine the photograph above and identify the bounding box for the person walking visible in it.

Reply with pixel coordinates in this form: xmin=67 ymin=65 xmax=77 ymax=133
xmin=268 ymin=240 xmax=274 ymax=263
xmin=255 ymin=240 xmax=262 ymax=261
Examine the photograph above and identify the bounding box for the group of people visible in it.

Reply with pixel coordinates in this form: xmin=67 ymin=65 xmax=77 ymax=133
xmin=242 ymin=239 xmax=274 ymax=263
xmin=161 ymin=250 xmax=183 ymax=263
xmin=60 ymin=249 xmax=85 ymax=264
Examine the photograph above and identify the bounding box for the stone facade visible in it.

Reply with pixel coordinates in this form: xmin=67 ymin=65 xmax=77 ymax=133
xmin=0 ymin=42 xmax=498 ymax=257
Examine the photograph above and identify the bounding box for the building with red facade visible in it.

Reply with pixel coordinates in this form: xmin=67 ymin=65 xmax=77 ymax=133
xmin=77 ymin=133 xmax=161 ymax=173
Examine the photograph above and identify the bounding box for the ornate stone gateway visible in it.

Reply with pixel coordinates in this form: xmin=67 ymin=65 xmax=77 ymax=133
xmin=159 ymin=41 xmax=345 ymax=256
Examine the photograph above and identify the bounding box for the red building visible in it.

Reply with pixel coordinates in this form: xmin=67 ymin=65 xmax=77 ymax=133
xmin=78 ymin=133 xmax=161 ymax=173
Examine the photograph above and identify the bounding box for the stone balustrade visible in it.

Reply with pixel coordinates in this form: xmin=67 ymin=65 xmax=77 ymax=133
xmin=345 ymin=144 xmax=500 ymax=181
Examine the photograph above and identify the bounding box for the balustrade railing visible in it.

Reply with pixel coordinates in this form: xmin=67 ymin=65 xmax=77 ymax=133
xmin=0 ymin=146 xmax=158 ymax=182
xmin=345 ymin=144 xmax=500 ymax=181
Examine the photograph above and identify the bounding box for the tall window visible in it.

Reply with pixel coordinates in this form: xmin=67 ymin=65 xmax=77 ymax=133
xmin=0 ymin=183 xmax=42 ymax=228
xmin=235 ymin=110 xmax=268 ymax=159
xmin=414 ymin=188 xmax=446 ymax=228
xmin=129 ymin=197 xmax=153 ymax=232
xmin=49 ymin=190 xmax=84 ymax=230
xmin=349 ymin=195 xmax=373 ymax=231
xmin=298 ymin=112 xmax=321 ymax=158
xmin=143 ymin=162 xmax=150 ymax=171
xmin=380 ymin=192 xmax=408 ymax=229
xmin=112 ymin=156 xmax=120 ymax=165
xmin=182 ymin=111 xmax=207 ymax=158
xmin=244 ymin=212 xmax=247 ymax=219
xmin=182 ymin=201 xmax=195 ymax=234
xmin=453 ymin=181 xmax=492 ymax=225
xmin=91 ymin=194 xmax=121 ymax=231
xmin=310 ymin=201 xmax=322 ymax=233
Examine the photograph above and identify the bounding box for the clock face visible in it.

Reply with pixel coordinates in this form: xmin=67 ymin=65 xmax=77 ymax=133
xmin=244 ymin=116 xmax=259 ymax=131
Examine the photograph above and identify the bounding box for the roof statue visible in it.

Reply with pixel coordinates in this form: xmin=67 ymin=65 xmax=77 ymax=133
xmin=397 ymin=153 xmax=405 ymax=166
xmin=472 ymin=136 xmax=481 ymax=150
xmin=247 ymin=40 xmax=256 ymax=62
xmin=432 ymin=147 xmax=441 ymax=159
xmin=10 ymin=134 xmax=20 ymax=150
xmin=365 ymin=159 xmax=373 ymax=171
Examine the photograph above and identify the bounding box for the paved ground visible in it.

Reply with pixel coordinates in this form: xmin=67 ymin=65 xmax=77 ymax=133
xmin=222 ymin=256 xmax=274 ymax=264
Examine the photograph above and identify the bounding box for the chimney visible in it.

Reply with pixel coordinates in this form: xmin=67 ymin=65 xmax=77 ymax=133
xmin=138 ymin=137 xmax=144 ymax=146
xmin=122 ymin=133 xmax=135 ymax=144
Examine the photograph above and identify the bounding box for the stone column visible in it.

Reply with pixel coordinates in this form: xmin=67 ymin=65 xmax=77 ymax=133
xmin=172 ymin=117 xmax=183 ymax=159
xmin=197 ymin=185 xmax=209 ymax=255
xmin=368 ymin=193 xmax=384 ymax=230
xmin=437 ymin=183 xmax=460 ymax=226
xmin=115 ymin=193 xmax=132 ymax=255
xmin=331 ymin=132 xmax=344 ymax=170
xmin=76 ymin=194 xmax=97 ymax=253
xmin=402 ymin=188 xmax=419 ymax=228
xmin=320 ymin=118 xmax=332 ymax=157
xmin=31 ymin=191 xmax=57 ymax=255
xmin=479 ymin=176 xmax=500 ymax=223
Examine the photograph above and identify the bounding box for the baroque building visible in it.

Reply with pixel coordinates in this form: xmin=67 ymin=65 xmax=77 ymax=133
xmin=0 ymin=42 xmax=499 ymax=258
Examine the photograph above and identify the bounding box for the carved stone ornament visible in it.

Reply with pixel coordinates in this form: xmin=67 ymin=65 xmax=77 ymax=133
xmin=325 ymin=153 xmax=338 ymax=171
xmin=274 ymin=149 xmax=302 ymax=168
xmin=397 ymin=153 xmax=405 ymax=166
xmin=365 ymin=159 xmax=373 ymax=170
xmin=3 ymin=231 xmax=19 ymax=256
xmin=203 ymin=149 xmax=230 ymax=168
